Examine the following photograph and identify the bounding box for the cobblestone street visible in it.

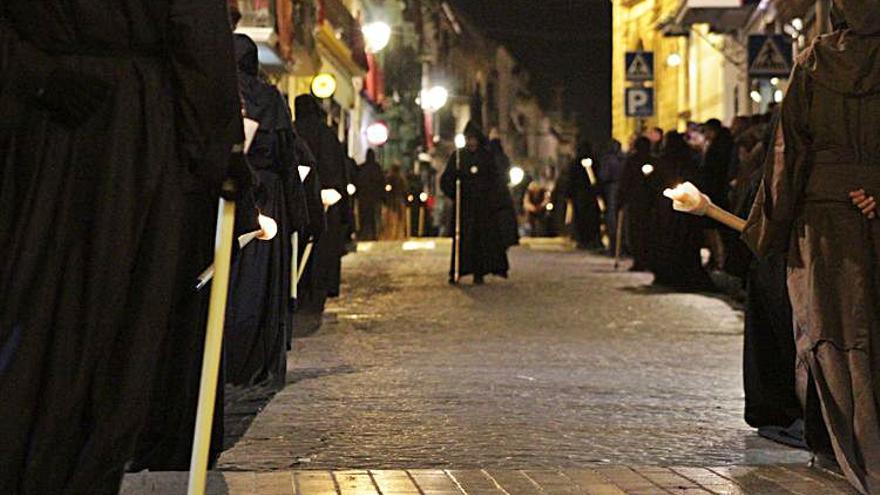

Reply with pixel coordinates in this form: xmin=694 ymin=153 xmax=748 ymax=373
xmin=217 ymin=240 xmax=809 ymax=470
xmin=122 ymin=239 xmax=864 ymax=494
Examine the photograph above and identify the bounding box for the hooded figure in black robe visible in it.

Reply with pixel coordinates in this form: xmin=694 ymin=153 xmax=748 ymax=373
xmin=293 ymin=94 xmax=349 ymax=332
xmin=441 ymin=122 xmax=510 ymax=284
xmin=737 ymin=157 xmax=802 ymax=445
xmin=490 ymin=138 xmax=521 ymax=249
xmin=566 ymin=140 xmax=603 ymax=250
xmin=355 ymin=149 xmax=384 ymax=240
xmin=0 ymin=2 xmax=244 ymax=493
xmin=224 ymin=34 xmax=308 ymax=388
xmin=649 ymin=132 xmax=714 ymax=291
xmin=619 ymin=137 xmax=654 ymax=270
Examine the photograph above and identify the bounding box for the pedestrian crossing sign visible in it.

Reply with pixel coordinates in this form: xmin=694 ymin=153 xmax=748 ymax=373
xmin=625 ymin=52 xmax=654 ymax=82
xmin=748 ymin=35 xmax=793 ymax=78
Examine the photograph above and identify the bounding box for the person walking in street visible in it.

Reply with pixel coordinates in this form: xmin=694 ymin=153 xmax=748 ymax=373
xmin=293 ymin=94 xmax=350 ymax=334
xmin=744 ymin=2 xmax=880 ymax=491
xmin=599 ymin=140 xmax=625 ymax=253
xmin=381 ymin=164 xmax=409 ymax=240
xmin=650 ymin=132 xmax=714 ymax=291
xmin=489 ymin=138 xmax=520 ymax=249
xmin=355 ymin=149 xmax=384 ymax=241
xmin=566 ymin=140 xmax=604 ymax=250
xmin=0 ymin=2 xmax=247 ymax=494
xmin=698 ymin=119 xmax=735 ymax=270
xmin=441 ymin=122 xmax=511 ymax=285
xmin=618 ymin=136 xmax=654 ymax=271
xmin=224 ymin=33 xmax=309 ymax=389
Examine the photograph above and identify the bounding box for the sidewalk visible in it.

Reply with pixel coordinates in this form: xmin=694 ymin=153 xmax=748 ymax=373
xmin=122 ymin=466 xmax=857 ymax=494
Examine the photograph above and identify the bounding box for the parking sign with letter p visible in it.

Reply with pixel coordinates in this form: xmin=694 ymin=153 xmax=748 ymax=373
xmin=625 ymin=88 xmax=654 ymax=117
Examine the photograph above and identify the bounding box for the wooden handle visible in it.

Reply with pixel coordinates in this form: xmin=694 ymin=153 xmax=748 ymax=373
xmin=706 ymin=204 xmax=746 ymax=233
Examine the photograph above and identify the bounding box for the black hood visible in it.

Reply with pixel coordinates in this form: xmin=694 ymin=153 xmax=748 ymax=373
xmin=464 ymin=121 xmax=486 ymax=143
xmin=295 ymin=94 xmax=324 ymax=121
xmin=234 ymin=34 xmax=259 ymax=77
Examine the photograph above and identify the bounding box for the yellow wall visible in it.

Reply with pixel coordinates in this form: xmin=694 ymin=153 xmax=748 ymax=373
xmin=612 ymin=0 xmax=739 ymax=146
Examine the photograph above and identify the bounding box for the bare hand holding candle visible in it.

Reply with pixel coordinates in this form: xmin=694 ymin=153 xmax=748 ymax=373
xmin=663 ymin=182 xmax=746 ymax=233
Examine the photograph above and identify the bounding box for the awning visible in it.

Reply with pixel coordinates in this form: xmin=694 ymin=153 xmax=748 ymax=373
xmin=673 ymin=0 xmax=758 ymax=32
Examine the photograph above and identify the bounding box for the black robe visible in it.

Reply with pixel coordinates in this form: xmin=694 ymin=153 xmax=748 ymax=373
xmin=355 ymin=155 xmax=385 ymax=241
xmin=0 ymin=2 xmax=241 ymax=493
xmin=490 ymin=141 xmax=520 ymax=249
xmin=649 ymin=151 xmax=714 ymax=291
xmin=224 ymin=34 xmax=308 ymax=389
xmin=294 ymin=95 xmax=349 ymax=300
xmin=618 ymin=150 xmax=654 ymax=269
xmin=565 ymin=159 xmax=603 ymax=249
xmin=736 ymin=164 xmax=800 ymax=429
xmin=441 ymin=146 xmax=510 ymax=279
xmin=292 ymin=95 xmax=347 ymax=335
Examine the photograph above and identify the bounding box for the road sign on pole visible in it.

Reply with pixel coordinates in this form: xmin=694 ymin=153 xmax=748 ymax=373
xmin=626 ymin=52 xmax=654 ymax=82
xmin=625 ymin=87 xmax=654 ymax=117
xmin=748 ymin=35 xmax=793 ymax=78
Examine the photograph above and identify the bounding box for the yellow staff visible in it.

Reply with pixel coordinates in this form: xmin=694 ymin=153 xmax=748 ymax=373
xmin=187 ymin=183 xmax=237 ymax=495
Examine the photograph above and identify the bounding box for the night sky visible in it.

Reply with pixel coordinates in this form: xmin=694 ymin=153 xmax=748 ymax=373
xmin=449 ymin=0 xmax=612 ymax=143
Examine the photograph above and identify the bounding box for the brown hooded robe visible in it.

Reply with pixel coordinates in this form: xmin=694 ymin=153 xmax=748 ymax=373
xmin=743 ymin=1 xmax=880 ymax=492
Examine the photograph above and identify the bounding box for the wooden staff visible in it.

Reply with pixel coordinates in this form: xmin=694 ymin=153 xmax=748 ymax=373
xmin=454 ymin=147 xmax=462 ymax=283
xmin=614 ymin=207 xmax=626 ymax=270
xmin=663 ymin=182 xmax=746 ymax=232
xmin=187 ymin=191 xmax=236 ymax=495
xmin=291 ymin=231 xmax=299 ymax=300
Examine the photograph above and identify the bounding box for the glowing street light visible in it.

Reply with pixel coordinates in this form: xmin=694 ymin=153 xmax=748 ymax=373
xmin=774 ymin=89 xmax=784 ymax=103
xmin=366 ymin=122 xmax=390 ymax=146
xmin=311 ymin=73 xmax=337 ymax=99
xmin=454 ymin=133 xmax=467 ymax=149
xmin=420 ymin=86 xmax=449 ymax=112
xmin=363 ymin=21 xmax=392 ymax=53
xmin=750 ymin=90 xmax=763 ymax=104
xmin=509 ymin=166 xmax=525 ymax=186
xmin=666 ymin=53 xmax=682 ymax=67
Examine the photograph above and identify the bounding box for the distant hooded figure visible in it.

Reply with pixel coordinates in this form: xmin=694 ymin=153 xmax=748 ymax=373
xmin=0 ymin=1 xmax=245 ymax=493
xmin=293 ymin=94 xmax=349 ymax=333
xmin=441 ymin=122 xmax=511 ymax=284
xmin=566 ymin=140 xmax=603 ymax=250
xmin=743 ymin=2 xmax=880 ymax=492
xmin=619 ymin=136 xmax=654 ymax=270
xmin=356 ymin=149 xmax=384 ymax=240
xmin=489 ymin=139 xmax=520 ymax=249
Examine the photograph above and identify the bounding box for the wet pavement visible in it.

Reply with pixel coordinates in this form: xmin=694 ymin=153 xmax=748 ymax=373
xmin=215 ymin=239 xmax=810 ymax=471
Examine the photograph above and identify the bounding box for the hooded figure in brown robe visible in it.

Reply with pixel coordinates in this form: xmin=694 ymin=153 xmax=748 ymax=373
xmin=743 ymin=1 xmax=880 ymax=492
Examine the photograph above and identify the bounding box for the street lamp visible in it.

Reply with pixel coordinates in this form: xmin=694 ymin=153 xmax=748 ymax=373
xmin=363 ymin=21 xmax=392 ymax=53
xmin=454 ymin=133 xmax=467 ymax=149
xmin=420 ymin=86 xmax=449 ymax=112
